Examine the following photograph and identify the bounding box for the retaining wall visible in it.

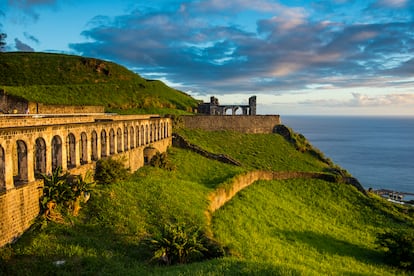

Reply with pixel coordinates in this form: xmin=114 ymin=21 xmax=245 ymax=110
xmin=181 ymin=115 xmax=281 ymax=133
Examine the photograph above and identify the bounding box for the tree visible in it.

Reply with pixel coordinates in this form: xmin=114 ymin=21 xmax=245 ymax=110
xmin=0 ymin=33 xmax=6 ymax=52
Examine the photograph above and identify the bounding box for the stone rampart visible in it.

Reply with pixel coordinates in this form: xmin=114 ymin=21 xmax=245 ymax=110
xmin=181 ymin=115 xmax=281 ymax=133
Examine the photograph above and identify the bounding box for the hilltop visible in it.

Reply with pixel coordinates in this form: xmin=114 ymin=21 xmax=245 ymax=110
xmin=0 ymin=52 xmax=198 ymax=114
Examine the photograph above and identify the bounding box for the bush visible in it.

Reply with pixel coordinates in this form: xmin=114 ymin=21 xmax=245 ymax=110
xmin=146 ymin=222 xmax=224 ymax=265
xmin=376 ymin=230 xmax=414 ymax=270
xmin=149 ymin=152 xmax=176 ymax=171
xmin=94 ymin=157 xmax=129 ymax=184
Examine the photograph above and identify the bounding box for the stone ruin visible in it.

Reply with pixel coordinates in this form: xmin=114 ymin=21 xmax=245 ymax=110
xmin=197 ymin=96 xmax=256 ymax=115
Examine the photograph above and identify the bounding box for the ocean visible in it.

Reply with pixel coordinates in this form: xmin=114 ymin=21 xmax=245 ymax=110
xmin=282 ymin=116 xmax=414 ymax=195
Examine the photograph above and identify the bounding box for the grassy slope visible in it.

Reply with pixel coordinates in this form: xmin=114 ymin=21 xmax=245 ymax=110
xmin=1 ymin=131 xmax=413 ymax=275
xmin=0 ymin=52 xmax=198 ymax=114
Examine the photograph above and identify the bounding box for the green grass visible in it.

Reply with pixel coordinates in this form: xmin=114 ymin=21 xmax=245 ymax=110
xmin=1 ymin=131 xmax=413 ymax=275
xmin=177 ymin=128 xmax=330 ymax=172
xmin=0 ymin=52 xmax=198 ymax=113
xmin=212 ymin=179 xmax=413 ymax=275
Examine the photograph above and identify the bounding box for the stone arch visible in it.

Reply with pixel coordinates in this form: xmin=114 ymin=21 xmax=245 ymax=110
xmin=0 ymin=145 xmax=5 ymax=190
xmin=165 ymin=122 xmax=169 ymax=137
xmin=101 ymin=130 xmax=107 ymax=157
xmin=160 ymin=122 xmax=164 ymax=139
xmin=80 ymin=132 xmax=88 ymax=165
xmin=117 ymin=128 xmax=123 ymax=153
xmin=91 ymin=130 xmax=98 ymax=161
xmin=144 ymin=146 xmax=158 ymax=165
xmin=109 ymin=128 xmax=115 ymax=155
xmin=124 ymin=127 xmax=129 ymax=151
xmin=130 ymin=126 xmax=135 ymax=149
xmin=14 ymin=140 xmax=28 ymax=185
xmin=67 ymin=133 xmax=76 ymax=169
xmin=34 ymin=137 xmax=47 ymax=176
xmin=52 ymin=135 xmax=62 ymax=171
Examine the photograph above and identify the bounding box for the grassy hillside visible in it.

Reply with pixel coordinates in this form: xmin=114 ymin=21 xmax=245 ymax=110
xmin=0 ymin=52 xmax=198 ymax=114
xmin=1 ymin=129 xmax=412 ymax=275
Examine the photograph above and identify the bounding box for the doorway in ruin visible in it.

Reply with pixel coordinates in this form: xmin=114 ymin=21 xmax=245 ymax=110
xmin=34 ymin=137 xmax=47 ymax=176
xmin=52 ymin=135 xmax=62 ymax=171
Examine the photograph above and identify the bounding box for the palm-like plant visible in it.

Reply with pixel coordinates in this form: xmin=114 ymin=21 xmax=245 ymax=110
xmin=148 ymin=222 xmax=207 ymax=265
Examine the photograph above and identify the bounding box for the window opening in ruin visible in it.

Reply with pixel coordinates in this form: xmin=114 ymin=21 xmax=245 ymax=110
xmin=145 ymin=125 xmax=149 ymax=145
xmin=34 ymin=137 xmax=47 ymax=176
xmin=101 ymin=130 xmax=107 ymax=157
xmin=109 ymin=129 xmax=115 ymax=155
xmin=136 ymin=125 xmax=141 ymax=147
xmin=14 ymin=140 xmax=28 ymax=185
xmin=141 ymin=125 xmax=145 ymax=146
xmin=52 ymin=135 xmax=62 ymax=171
xmin=67 ymin=133 xmax=76 ymax=169
xmin=91 ymin=131 xmax=98 ymax=161
xmin=117 ymin=128 xmax=123 ymax=153
xmin=124 ymin=127 xmax=129 ymax=151
xmin=80 ymin=132 xmax=88 ymax=165
xmin=130 ymin=126 xmax=135 ymax=149
xmin=149 ymin=123 xmax=153 ymax=143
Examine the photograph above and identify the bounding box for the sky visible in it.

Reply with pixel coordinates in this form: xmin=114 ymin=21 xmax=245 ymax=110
xmin=1 ymin=0 xmax=414 ymax=116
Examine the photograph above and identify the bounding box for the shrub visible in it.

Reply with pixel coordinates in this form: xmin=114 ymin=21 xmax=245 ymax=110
xmin=39 ymin=167 xmax=96 ymax=221
xmin=94 ymin=157 xmax=129 ymax=184
xmin=376 ymin=230 xmax=414 ymax=270
xmin=146 ymin=222 xmax=224 ymax=265
xmin=149 ymin=152 xmax=176 ymax=171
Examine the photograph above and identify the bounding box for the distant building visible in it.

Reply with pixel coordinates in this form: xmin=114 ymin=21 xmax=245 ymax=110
xmin=198 ymin=96 xmax=256 ymax=115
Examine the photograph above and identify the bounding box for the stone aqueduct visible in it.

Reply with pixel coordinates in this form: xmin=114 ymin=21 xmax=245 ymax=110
xmin=0 ymin=114 xmax=172 ymax=247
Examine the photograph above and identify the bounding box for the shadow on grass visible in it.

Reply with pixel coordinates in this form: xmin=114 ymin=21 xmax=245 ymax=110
xmin=280 ymin=230 xmax=383 ymax=265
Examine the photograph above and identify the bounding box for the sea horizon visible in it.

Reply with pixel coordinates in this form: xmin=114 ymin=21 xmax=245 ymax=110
xmin=281 ymin=115 xmax=414 ymax=198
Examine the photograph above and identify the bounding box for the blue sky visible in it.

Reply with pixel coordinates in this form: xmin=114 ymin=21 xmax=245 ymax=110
xmin=1 ymin=0 xmax=414 ymax=116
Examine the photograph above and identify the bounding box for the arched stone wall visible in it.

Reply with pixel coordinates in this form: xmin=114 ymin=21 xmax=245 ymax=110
xmin=0 ymin=115 xmax=172 ymax=248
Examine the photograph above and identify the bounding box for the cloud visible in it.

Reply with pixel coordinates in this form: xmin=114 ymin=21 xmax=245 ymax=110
xmin=300 ymin=93 xmax=414 ymax=107
xmin=14 ymin=38 xmax=34 ymax=51
xmin=69 ymin=1 xmax=414 ymax=96
xmin=7 ymin=0 xmax=58 ymax=22
xmin=24 ymin=32 xmax=39 ymax=44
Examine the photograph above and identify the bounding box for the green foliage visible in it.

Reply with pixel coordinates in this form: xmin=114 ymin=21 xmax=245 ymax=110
xmin=0 ymin=52 xmax=199 ymax=113
xmin=149 ymin=152 xmax=176 ymax=171
xmin=94 ymin=157 xmax=129 ymax=185
xmin=39 ymin=167 xmax=96 ymax=221
xmin=376 ymin=230 xmax=414 ymax=270
xmin=146 ymin=222 xmax=223 ymax=265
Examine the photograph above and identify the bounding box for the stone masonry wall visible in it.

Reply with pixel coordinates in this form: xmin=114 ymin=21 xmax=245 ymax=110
xmin=28 ymin=103 xmax=104 ymax=114
xmin=181 ymin=115 xmax=281 ymax=133
xmin=0 ymin=180 xmax=43 ymax=247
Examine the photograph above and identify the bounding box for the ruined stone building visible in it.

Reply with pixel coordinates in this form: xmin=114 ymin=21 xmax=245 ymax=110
xmin=197 ymin=96 xmax=256 ymax=115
